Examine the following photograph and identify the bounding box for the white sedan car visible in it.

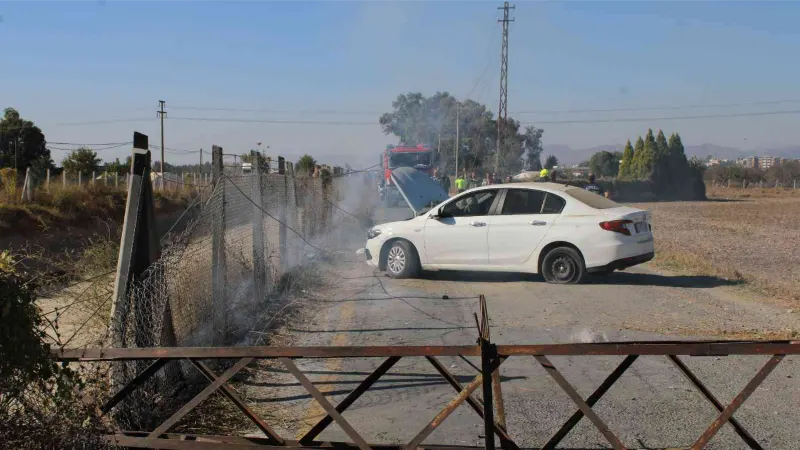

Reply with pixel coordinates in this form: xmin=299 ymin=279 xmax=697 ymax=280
xmin=363 ymin=168 xmax=654 ymax=284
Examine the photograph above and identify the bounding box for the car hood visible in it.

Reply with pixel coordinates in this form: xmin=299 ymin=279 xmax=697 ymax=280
xmin=390 ymin=166 xmax=449 ymax=216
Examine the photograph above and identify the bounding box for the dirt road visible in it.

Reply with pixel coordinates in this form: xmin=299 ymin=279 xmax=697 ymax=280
xmin=242 ymin=206 xmax=799 ymax=450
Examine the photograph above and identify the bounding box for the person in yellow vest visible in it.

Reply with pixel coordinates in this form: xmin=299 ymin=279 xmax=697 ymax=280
xmin=455 ymin=174 xmax=467 ymax=193
xmin=539 ymin=168 xmax=550 ymax=181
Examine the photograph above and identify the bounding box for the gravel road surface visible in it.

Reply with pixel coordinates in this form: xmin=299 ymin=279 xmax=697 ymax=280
xmin=243 ymin=206 xmax=799 ymax=450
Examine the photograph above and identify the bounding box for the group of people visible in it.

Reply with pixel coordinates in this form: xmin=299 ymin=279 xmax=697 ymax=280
xmin=450 ymin=171 xmax=513 ymax=193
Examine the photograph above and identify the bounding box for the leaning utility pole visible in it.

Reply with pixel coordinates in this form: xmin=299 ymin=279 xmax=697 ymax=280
xmin=455 ymin=106 xmax=460 ymax=179
xmin=495 ymin=2 xmax=514 ymax=174
xmin=157 ymin=100 xmax=167 ymax=176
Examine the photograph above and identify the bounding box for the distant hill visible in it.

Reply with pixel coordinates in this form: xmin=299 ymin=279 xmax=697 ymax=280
xmin=545 ymin=143 xmax=800 ymax=165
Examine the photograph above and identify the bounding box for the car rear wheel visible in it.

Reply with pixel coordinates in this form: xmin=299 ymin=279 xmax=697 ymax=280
xmin=384 ymin=240 xmax=420 ymax=279
xmin=542 ymin=247 xmax=586 ymax=284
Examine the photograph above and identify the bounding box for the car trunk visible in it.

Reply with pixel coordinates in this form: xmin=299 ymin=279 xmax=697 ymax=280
xmin=602 ymin=206 xmax=652 ymax=235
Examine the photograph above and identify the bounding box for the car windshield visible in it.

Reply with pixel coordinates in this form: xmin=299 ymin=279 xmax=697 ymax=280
xmin=564 ymin=187 xmax=621 ymax=209
xmin=389 ymin=152 xmax=430 ymax=168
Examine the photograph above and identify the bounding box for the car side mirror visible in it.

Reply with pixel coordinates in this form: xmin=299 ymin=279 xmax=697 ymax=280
xmin=432 ymin=207 xmax=451 ymax=220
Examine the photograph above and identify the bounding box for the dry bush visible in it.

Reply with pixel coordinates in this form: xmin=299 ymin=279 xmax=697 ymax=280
xmin=635 ymin=195 xmax=800 ymax=303
xmin=0 ymin=251 xmax=112 ymax=450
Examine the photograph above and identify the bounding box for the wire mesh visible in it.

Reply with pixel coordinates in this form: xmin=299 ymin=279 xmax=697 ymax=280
xmin=104 ymin=167 xmax=373 ymax=426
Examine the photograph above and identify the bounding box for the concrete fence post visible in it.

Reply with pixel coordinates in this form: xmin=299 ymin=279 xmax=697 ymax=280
xmin=115 ymin=172 xmax=119 ymax=188
xmin=62 ymin=170 xmax=66 ymax=188
xmin=78 ymin=171 xmax=82 ymax=188
xmin=46 ymin=169 xmax=50 ymax=192
xmin=211 ymin=145 xmax=228 ymax=344
xmin=20 ymin=168 xmax=32 ymax=202
xmin=278 ymin=156 xmax=287 ymax=272
xmin=92 ymin=171 xmax=96 ymax=187
xmin=252 ymin=151 xmax=266 ymax=301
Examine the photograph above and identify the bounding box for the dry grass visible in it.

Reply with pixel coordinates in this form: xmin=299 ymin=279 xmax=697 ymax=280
xmin=0 ymin=184 xmax=193 ymax=236
xmin=633 ymin=187 xmax=800 ymax=303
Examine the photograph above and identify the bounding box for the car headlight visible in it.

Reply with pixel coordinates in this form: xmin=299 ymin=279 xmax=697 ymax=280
xmin=367 ymin=228 xmax=381 ymax=239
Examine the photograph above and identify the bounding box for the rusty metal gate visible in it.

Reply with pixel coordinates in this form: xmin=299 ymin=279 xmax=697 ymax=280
xmin=56 ymin=297 xmax=799 ymax=450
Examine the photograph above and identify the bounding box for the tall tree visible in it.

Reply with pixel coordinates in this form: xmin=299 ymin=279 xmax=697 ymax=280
xmin=379 ymin=92 xmax=536 ymax=176
xmin=637 ymin=128 xmax=657 ymax=178
xmin=105 ymin=157 xmax=131 ymax=175
xmin=631 ymin=137 xmax=645 ymax=179
xmin=520 ymin=125 xmax=544 ymax=171
xmin=618 ymin=140 xmax=634 ymax=179
xmin=589 ymin=151 xmax=620 ymax=178
xmin=544 ymin=155 xmax=559 ymax=170
xmin=0 ymin=108 xmax=52 ymax=172
xmin=667 ymin=132 xmax=689 ymax=179
xmin=652 ymin=129 xmax=670 ymax=189
xmin=62 ymin=147 xmax=102 ymax=175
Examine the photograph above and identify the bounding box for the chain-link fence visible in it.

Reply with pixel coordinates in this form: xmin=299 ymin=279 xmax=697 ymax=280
xmin=103 ymin=144 xmax=372 ymax=427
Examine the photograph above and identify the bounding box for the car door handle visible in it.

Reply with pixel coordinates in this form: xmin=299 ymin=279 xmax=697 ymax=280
xmin=530 ymin=220 xmax=547 ymax=226
xmin=469 ymin=221 xmax=487 ymax=227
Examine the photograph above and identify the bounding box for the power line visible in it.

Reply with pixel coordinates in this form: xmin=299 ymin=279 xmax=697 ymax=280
xmin=49 ymin=141 xmax=129 ymax=146
xmin=169 ymin=116 xmax=376 ymax=125
xmin=524 ymin=109 xmax=800 ymax=125
xmin=168 ymin=106 xmax=380 ymax=115
xmin=513 ymin=99 xmax=800 ymax=114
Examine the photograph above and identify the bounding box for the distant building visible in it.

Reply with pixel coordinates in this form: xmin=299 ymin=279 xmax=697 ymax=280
xmin=736 ymin=156 xmax=783 ymax=169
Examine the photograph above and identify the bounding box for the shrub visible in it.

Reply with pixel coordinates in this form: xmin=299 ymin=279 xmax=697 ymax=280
xmin=0 ymin=251 xmax=110 ymax=449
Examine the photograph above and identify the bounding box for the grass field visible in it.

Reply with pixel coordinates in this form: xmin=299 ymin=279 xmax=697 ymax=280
xmin=635 ymin=186 xmax=800 ymax=303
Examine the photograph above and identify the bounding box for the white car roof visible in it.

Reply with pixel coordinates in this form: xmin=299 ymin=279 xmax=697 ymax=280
xmin=465 ymin=182 xmax=574 ymax=193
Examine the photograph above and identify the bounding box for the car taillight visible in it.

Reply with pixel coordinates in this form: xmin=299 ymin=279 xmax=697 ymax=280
xmin=599 ymin=220 xmax=632 ymax=236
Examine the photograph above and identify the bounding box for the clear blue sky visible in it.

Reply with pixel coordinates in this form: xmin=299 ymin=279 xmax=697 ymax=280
xmin=3 ymin=1 xmax=800 ymax=167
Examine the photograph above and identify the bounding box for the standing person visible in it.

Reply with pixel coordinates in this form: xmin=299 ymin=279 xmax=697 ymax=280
xmin=504 ymin=175 xmax=513 ymax=184
xmin=455 ymin=173 xmax=466 ymax=193
xmin=468 ymin=171 xmax=481 ymax=189
xmin=483 ymin=173 xmax=492 ymax=186
xmin=584 ymin=172 xmax=606 ymax=196
xmin=539 ymin=168 xmax=550 ymax=182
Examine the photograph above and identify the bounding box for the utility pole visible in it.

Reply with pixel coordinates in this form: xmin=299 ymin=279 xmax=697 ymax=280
xmin=157 ymin=100 xmax=167 ymax=176
xmin=496 ymin=2 xmax=514 ymax=174
xmin=455 ymin=106 xmax=460 ymax=179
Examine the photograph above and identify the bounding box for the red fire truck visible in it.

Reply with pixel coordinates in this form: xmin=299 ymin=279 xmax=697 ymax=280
xmin=378 ymin=144 xmax=434 ymax=206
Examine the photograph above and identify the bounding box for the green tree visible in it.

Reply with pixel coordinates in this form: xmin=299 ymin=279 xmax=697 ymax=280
xmin=105 ymin=157 xmax=131 ymax=175
xmin=62 ymin=147 xmax=102 ymax=175
xmin=296 ymin=154 xmax=317 ymax=176
xmin=652 ymin=129 xmax=670 ymax=190
xmin=544 ymin=155 xmax=559 ymax=170
xmin=0 ymin=108 xmax=52 ymax=171
xmin=521 ymin=125 xmax=544 ymax=171
xmin=379 ymin=92 xmax=538 ymax=176
xmin=618 ymin=140 xmax=634 ymax=179
xmin=667 ymin=132 xmax=689 ymax=180
xmin=631 ymin=137 xmax=645 ymax=178
xmin=638 ymin=128 xmax=657 ymax=178
xmin=589 ymin=151 xmax=620 ymax=178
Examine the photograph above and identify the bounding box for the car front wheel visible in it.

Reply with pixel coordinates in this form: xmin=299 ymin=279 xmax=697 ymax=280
xmin=541 ymin=247 xmax=586 ymax=284
xmin=384 ymin=240 xmax=420 ymax=279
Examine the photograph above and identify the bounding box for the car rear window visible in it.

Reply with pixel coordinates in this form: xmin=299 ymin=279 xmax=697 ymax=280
xmin=565 ymin=187 xmax=621 ymax=209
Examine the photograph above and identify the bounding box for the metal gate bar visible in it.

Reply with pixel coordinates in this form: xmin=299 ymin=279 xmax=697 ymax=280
xmin=56 ymin=340 xmax=799 ymax=449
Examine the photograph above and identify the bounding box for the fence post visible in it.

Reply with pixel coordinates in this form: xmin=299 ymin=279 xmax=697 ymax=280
xmin=276 ymin=157 xmax=288 ymax=273
xmin=115 ymin=172 xmax=119 ymax=188
xmin=46 ymin=168 xmax=50 ymax=192
xmin=20 ymin=168 xmax=32 ymax=202
xmin=252 ymin=151 xmax=266 ymax=301
xmin=110 ymin=133 xmax=153 ymax=351
xmin=62 ymin=170 xmax=66 ymax=188
xmin=78 ymin=171 xmax=82 ymax=187
xmin=92 ymin=171 xmax=96 ymax=187
xmin=211 ymin=145 xmax=228 ymax=344
xmin=286 ymin=162 xmax=296 ymax=267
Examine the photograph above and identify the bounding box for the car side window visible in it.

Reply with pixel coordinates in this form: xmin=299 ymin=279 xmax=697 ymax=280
xmin=501 ymin=189 xmax=547 ymax=215
xmin=442 ymin=190 xmax=498 ymax=218
xmin=541 ymin=193 xmax=566 ymax=214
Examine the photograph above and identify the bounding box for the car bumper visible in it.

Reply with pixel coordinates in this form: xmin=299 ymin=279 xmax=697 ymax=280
xmin=587 ymin=251 xmax=654 ymax=273
xmin=363 ymin=239 xmax=383 ymax=268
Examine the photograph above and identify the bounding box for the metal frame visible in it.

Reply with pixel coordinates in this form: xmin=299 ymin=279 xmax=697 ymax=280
xmin=55 ymin=339 xmax=798 ymax=450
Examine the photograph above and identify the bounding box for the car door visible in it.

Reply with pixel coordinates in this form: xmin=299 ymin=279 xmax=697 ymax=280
xmin=423 ymin=189 xmax=500 ymax=266
xmin=488 ymin=188 xmax=565 ymax=265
